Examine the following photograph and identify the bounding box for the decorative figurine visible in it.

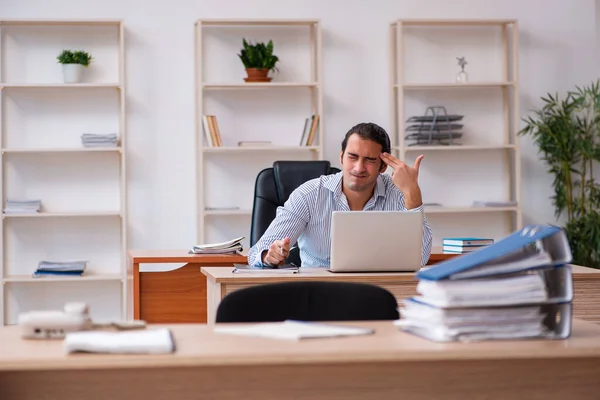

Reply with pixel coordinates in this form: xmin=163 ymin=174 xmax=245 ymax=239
xmin=456 ymin=56 xmax=468 ymax=83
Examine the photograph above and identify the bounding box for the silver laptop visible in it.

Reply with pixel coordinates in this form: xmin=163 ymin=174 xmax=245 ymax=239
xmin=328 ymin=210 xmax=423 ymax=273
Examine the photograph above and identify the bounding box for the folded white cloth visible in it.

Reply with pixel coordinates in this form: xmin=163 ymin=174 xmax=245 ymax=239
xmin=64 ymin=328 xmax=175 ymax=354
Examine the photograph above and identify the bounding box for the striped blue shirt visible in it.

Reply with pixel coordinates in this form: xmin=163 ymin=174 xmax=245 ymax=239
xmin=247 ymin=171 xmax=433 ymax=268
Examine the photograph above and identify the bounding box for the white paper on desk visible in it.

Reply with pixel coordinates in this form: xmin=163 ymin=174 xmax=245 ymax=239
xmin=214 ymin=320 xmax=374 ymax=340
xmin=64 ymin=328 xmax=175 ymax=354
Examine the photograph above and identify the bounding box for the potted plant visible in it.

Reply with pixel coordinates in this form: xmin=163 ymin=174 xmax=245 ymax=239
xmin=56 ymin=49 xmax=93 ymax=83
xmin=519 ymin=80 xmax=600 ymax=268
xmin=237 ymin=39 xmax=279 ymax=82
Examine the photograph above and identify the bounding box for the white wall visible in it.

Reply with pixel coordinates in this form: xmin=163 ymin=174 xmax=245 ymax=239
xmin=3 ymin=0 xmax=598 ymax=251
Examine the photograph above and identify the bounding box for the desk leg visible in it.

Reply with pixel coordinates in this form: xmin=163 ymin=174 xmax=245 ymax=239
xmin=206 ymin=280 xmax=222 ymax=325
xmin=133 ymin=262 xmax=140 ymax=320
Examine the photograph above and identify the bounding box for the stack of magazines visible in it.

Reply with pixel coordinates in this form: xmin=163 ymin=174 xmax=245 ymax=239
xmin=81 ymin=133 xmax=119 ymax=148
xmin=189 ymin=237 xmax=244 ymax=254
xmin=3 ymin=199 xmax=42 ymax=214
xmin=396 ymin=224 xmax=573 ymax=342
xmin=33 ymin=260 xmax=87 ymax=278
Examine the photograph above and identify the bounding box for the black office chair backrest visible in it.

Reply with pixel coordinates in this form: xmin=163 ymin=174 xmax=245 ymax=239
xmin=250 ymin=161 xmax=340 ymax=265
xmin=215 ymin=281 xmax=400 ymax=323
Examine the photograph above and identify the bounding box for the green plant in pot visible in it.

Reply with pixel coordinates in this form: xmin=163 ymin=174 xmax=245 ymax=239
xmin=56 ymin=49 xmax=93 ymax=83
xmin=237 ymin=39 xmax=279 ymax=82
xmin=519 ymin=80 xmax=600 ymax=268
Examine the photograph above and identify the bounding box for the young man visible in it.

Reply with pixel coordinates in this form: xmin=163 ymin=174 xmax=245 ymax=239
xmin=247 ymin=122 xmax=433 ymax=268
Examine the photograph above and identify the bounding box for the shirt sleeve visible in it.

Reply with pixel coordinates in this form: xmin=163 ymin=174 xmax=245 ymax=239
xmin=404 ymin=203 xmax=433 ymax=266
xmin=247 ymin=188 xmax=311 ymax=267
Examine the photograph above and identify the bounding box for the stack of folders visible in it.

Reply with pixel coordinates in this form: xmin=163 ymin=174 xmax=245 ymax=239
xmin=396 ymin=224 xmax=573 ymax=342
xmin=189 ymin=237 xmax=244 ymax=254
xmin=442 ymin=237 xmax=494 ymax=254
xmin=33 ymin=260 xmax=87 ymax=278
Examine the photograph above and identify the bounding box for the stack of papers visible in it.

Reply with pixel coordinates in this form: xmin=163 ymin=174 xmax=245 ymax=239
xmin=64 ymin=328 xmax=175 ymax=354
xmin=81 ymin=133 xmax=119 ymax=148
xmin=3 ymin=199 xmax=42 ymax=214
xmin=33 ymin=260 xmax=87 ymax=278
xmin=396 ymin=224 xmax=574 ymax=342
xmin=190 ymin=236 xmax=244 ymax=254
xmin=232 ymin=263 xmax=299 ymax=273
xmin=215 ymin=320 xmax=374 ymax=340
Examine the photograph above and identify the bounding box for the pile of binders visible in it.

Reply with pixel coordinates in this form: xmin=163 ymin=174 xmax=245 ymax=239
xmin=396 ymin=224 xmax=573 ymax=342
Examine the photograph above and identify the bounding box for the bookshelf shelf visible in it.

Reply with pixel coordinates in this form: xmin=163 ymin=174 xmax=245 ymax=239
xmin=2 ymin=147 xmax=121 ymax=154
xmin=390 ymin=19 xmax=521 ymax=244
xmin=199 ymin=19 xmax=319 ymax=27
xmin=401 ymin=81 xmax=514 ymax=90
xmin=2 ymin=212 xmax=121 ymax=218
xmin=203 ymin=145 xmax=319 ymax=153
xmin=400 ymin=144 xmax=516 ymax=152
xmin=203 ymin=209 xmax=253 ymax=216
xmin=203 ymin=82 xmax=318 ymax=90
xmin=1 ymin=19 xmax=123 ymax=27
xmin=424 ymin=206 xmax=518 ymax=214
xmin=195 ymin=19 xmax=323 ymax=249
xmin=1 ymin=83 xmax=122 ymax=89
xmin=0 ymin=20 xmax=128 ymax=325
xmin=3 ymin=273 xmax=122 ymax=283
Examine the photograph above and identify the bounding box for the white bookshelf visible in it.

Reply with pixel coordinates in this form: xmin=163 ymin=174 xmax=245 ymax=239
xmin=390 ymin=19 xmax=522 ymax=244
xmin=195 ymin=19 xmax=323 ymax=249
xmin=0 ymin=19 xmax=127 ymax=325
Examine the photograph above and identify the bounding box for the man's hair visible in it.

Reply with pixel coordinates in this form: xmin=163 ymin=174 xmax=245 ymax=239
xmin=341 ymin=122 xmax=392 ymax=168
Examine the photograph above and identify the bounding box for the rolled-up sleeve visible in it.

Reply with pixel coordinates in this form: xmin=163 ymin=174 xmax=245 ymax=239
xmin=247 ymin=188 xmax=310 ymax=267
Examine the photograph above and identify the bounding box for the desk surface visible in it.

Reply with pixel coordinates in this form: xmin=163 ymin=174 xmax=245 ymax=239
xmin=128 ymin=247 xmax=457 ymax=265
xmin=1 ymin=319 xmax=600 ymax=372
xmin=201 ymin=264 xmax=600 ymax=283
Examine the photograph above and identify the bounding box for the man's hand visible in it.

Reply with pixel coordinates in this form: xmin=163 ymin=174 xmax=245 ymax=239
xmin=380 ymin=152 xmax=424 ymax=209
xmin=262 ymin=237 xmax=291 ymax=266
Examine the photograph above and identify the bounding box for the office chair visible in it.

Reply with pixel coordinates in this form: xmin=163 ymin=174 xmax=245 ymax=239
xmin=250 ymin=160 xmax=340 ymax=266
xmin=215 ymin=281 xmax=400 ymax=323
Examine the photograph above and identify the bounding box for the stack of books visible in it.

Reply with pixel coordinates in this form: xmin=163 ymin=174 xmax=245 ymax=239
xmin=396 ymin=224 xmax=573 ymax=342
xmin=442 ymin=237 xmax=494 ymax=254
xmin=3 ymin=199 xmax=42 ymax=214
xmin=81 ymin=133 xmax=119 ymax=148
xmin=33 ymin=260 xmax=87 ymax=278
xmin=190 ymin=236 xmax=244 ymax=254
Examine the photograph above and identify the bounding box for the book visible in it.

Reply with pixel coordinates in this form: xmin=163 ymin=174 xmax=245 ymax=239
xmin=214 ymin=320 xmax=374 ymax=341
xmin=442 ymin=238 xmax=494 ymax=246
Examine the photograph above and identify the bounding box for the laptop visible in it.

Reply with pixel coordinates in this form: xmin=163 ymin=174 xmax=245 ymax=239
xmin=328 ymin=210 xmax=423 ymax=273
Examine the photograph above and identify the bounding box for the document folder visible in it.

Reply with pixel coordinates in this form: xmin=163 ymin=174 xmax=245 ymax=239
xmin=397 ymin=224 xmax=575 ymax=342
xmin=417 ymin=225 xmax=572 ymax=281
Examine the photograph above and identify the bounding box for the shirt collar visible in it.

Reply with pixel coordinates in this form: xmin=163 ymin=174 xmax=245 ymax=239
xmin=324 ymin=172 xmax=387 ymax=200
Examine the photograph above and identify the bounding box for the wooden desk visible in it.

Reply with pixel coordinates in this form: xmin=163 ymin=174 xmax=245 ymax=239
xmin=201 ymin=264 xmax=600 ymax=324
xmin=130 ymin=248 xmax=456 ymax=323
xmin=1 ymin=319 xmax=600 ymax=399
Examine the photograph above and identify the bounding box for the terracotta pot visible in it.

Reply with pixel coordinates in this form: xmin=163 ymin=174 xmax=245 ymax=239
xmin=244 ymin=68 xmax=271 ymax=82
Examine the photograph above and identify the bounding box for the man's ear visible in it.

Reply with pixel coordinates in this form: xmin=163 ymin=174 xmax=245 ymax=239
xmin=339 ymin=150 xmax=344 ymax=166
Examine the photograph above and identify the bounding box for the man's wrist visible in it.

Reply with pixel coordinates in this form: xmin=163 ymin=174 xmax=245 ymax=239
xmin=402 ymin=185 xmax=423 ymax=209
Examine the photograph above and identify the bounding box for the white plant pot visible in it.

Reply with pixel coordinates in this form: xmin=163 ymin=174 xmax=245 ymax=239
xmin=61 ymin=64 xmax=85 ymax=83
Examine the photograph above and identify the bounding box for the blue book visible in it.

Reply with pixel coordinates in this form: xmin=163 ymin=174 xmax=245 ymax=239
xmin=418 ymin=224 xmax=572 ymax=281
xmin=442 ymin=238 xmax=494 ymax=246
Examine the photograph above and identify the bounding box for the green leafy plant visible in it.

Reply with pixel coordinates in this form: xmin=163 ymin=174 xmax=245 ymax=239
xmin=56 ymin=49 xmax=93 ymax=67
xmin=519 ymin=80 xmax=600 ymax=268
xmin=237 ymin=39 xmax=279 ymax=71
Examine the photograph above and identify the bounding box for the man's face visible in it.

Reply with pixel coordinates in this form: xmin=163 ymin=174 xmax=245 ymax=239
xmin=339 ymin=134 xmax=385 ymax=193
